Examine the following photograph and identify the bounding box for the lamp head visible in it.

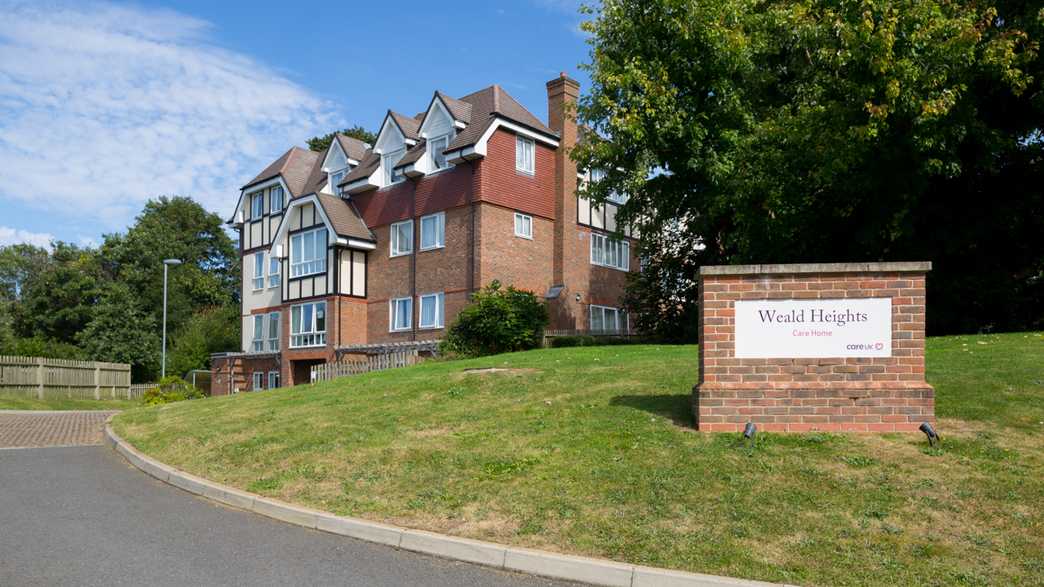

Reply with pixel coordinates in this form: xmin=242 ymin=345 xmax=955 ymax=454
xmin=163 ymin=258 xmax=183 ymax=266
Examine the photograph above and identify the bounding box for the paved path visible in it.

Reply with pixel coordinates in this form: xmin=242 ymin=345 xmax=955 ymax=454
xmin=0 ymin=410 xmax=117 ymax=448
xmin=0 ymin=421 xmax=577 ymax=586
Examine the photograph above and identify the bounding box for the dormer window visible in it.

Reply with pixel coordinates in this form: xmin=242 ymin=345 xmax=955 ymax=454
xmin=250 ymin=192 xmax=264 ymax=219
xmin=329 ymin=168 xmax=347 ymax=196
xmin=428 ymin=135 xmax=449 ymax=170
xmin=383 ymin=148 xmax=406 ymax=185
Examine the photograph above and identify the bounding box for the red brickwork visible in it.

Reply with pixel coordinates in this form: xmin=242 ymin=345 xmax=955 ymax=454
xmin=695 ymin=263 xmax=934 ymax=433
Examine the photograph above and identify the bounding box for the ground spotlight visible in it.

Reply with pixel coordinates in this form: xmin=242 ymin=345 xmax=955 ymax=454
xmin=919 ymin=422 xmax=939 ymax=446
xmin=743 ymin=422 xmax=756 ymax=440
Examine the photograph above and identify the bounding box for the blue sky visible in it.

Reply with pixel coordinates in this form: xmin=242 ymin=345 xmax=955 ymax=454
xmin=0 ymin=0 xmax=591 ymax=248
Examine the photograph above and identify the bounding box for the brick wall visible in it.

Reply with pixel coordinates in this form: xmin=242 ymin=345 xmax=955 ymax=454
xmin=695 ymin=262 xmax=934 ymax=433
xmin=210 ymin=354 xmax=280 ymax=396
xmin=479 ymin=129 xmax=556 ymax=221
xmin=475 ymin=203 xmax=555 ymax=295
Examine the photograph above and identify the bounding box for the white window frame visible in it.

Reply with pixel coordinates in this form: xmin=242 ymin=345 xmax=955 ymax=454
xmin=419 ymin=212 xmax=445 ymax=251
xmin=252 ymin=252 xmax=265 ymax=290
xmin=268 ymin=370 xmax=280 ymax=390
xmin=590 ymin=233 xmax=630 ymax=271
xmin=390 ymin=220 xmax=414 ymax=257
xmin=252 ymin=371 xmax=264 ymax=391
xmin=290 ymin=227 xmax=328 ymax=278
xmin=329 ymin=167 xmax=347 ymax=196
xmin=267 ymin=311 xmax=279 ymax=351
xmin=389 ymin=297 xmax=412 ymax=332
xmin=383 ymin=147 xmax=406 ymax=185
xmin=290 ymin=301 xmax=326 ymax=348
xmin=251 ymin=192 xmax=263 ymax=219
xmin=590 ymin=305 xmax=626 ymax=334
xmin=514 ymin=213 xmax=533 ymax=239
xmin=268 ymin=255 xmax=280 ymax=288
xmin=418 ymin=292 xmax=444 ymax=329
xmin=270 ymin=186 xmax=284 ymax=213
xmin=515 ymin=135 xmax=535 ymax=174
xmin=252 ymin=314 xmax=264 ymax=352
xmin=428 ymin=134 xmax=450 ymax=171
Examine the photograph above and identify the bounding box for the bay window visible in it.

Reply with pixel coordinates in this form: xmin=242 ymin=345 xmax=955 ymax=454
xmin=390 ymin=297 xmax=412 ymax=332
xmin=290 ymin=301 xmax=326 ymax=348
xmin=252 ymin=315 xmax=264 ymax=352
xmin=252 ymin=252 xmax=264 ymax=290
xmin=267 ymin=311 xmax=279 ymax=351
xmin=591 ymin=233 xmax=629 ymax=271
xmin=590 ymin=305 xmax=626 ymax=333
xmin=391 ymin=220 xmax=413 ymax=257
xmin=419 ymin=212 xmax=444 ymax=250
xmin=418 ymin=293 xmax=444 ymax=329
xmin=290 ymin=227 xmax=327 ymax=277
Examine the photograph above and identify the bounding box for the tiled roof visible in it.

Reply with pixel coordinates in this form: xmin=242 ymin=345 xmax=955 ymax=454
xmin=395 ymin=140 xmax=428 ymax=168
xmin=389 ymin=111 xmax=421 ymax=141
xmin=446 ymin=85 xmax=557 ymax=153
xmin=314 ymin=192 xmax=375 ymax=242
xmin=241 ymin=146 xmax=320 ymax=197
xmin=436 ymin=91 xmax=472 ymax=123
xmin=341 ymin=151 xmax=380 ymax=185
xmin=335 ymin=134 xmax=370 ymax=161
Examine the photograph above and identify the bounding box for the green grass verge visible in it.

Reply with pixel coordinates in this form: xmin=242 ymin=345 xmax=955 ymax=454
xmin=114 ymin=333 xmax=1044 ymax=586
xmin=0 ymin=395 xmax=139 ymax=411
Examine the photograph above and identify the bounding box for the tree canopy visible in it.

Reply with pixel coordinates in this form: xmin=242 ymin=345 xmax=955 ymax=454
xmin=575 ymin=0 xmax=1044 ymax=335
xmin=307 ymin=125 xmax=377 ymax=152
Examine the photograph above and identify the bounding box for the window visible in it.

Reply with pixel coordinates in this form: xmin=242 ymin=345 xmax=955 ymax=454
xmin=382 ymin=147 xmax=406 ymax=184
xmin=268 ymin=256 xmax=280 ymax=288
xmin=390 ymin=220 xmax=413 ymax=257
xmin=252 ymin=252 xmax=265 ymax=290
xmin=514 ymin=213 xmax=533 ymax=239
xmin=515 ymin=136 xmax=534 ymax=173
xmin=389 ymin=297 xmax=412 ymax=332
xmin=290 ymin=301 xmax=326 ymax=348
xmin=271 ymin=186 xmax=284 ymax=213
xmin=419 ymin=213 xmax=444 ymax=250
xmin=267 ymin=312 xmax=279 ymax=351
xmin=250 ymin=192 xmax=263 ymax=219
xmin=252 ymin=371 xmax=264 ymax=391
xmin=268 ymin=371 xmax=280 ymax=389
xmin=428 ymin=135 xmax=449 ymax=170
xmin=290 ymin=227 xmax=327 ymax=277
xmin=590 ymin=233 xmax=629 ymax=271
xmin=329 ymin=168 xmax=346 ymax=195
xmin=418 ymin=293 xmax=444 ymax=329
xmin=590 ymin=305 xmax=626 ymax=334
xmin=252 ymin=315 xmax=264 ymax=352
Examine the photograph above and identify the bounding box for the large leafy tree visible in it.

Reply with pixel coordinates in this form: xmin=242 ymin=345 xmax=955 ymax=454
xmin=76 ymin=283 xmax=160 ymax=381
xmin=575 ymin=0 xmax=1044 ymax=334
xmin=307 ymin=125 xmax=377 ymax=152
xmin=12 ymin=243 xmax=101 ymax=344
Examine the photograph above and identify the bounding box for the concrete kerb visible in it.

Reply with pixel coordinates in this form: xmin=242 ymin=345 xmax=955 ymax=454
xmin=104 ymin=419 xmax=792 ymax=587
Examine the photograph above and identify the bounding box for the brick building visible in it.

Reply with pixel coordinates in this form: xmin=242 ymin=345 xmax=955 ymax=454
xmin=211 ymin=74 xmax=638 ymax=394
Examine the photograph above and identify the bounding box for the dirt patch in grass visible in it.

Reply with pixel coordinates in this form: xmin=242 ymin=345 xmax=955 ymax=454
xmin=457 ymin=367 xmax=540 ymax=377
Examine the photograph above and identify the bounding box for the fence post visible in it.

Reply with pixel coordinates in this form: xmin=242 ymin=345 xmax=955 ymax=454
xmin=94 ymin=366 xmax=101 ymax=400
xmin=36 ymin=357 xmax=45 ymax=400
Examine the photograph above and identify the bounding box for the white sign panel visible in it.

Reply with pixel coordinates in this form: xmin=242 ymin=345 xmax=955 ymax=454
xmin=734 ymin=298 xmax=892 ymax=358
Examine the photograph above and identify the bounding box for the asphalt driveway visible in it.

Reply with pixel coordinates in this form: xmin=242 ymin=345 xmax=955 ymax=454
xmin=0 ymin=440 xmax=576 ymax=586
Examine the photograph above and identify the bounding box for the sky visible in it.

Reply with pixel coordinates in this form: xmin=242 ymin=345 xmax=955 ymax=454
xmin=0 ymin=0 xmax=592 ymax=248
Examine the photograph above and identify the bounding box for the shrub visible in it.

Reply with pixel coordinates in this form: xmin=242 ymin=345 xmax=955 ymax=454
xmin=444 ymin=281 xmax=549 ymax=356
xmin=143 ymin=376 xmax=205 ymax=406
xmin=549 ymin=334 xmax=646 ymax=348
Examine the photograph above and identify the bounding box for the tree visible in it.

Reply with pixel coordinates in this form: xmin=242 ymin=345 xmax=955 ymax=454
xmin=12 ymin=242 xmax=101 ymax=344
xmin=77 ymin=283 xmax=161 ymax=381
xmin=0 ymin=244 xmax=50 ymax=302
xmin=166 ymin=305 xmax=240 ymax=378
xmin=307 ymin=125 xmax=377 ymax=152
xmin=575 ymin=0 xmax=1044 ymax=334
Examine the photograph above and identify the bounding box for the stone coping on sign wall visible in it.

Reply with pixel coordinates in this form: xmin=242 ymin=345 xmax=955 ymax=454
xmin=700 ymin=262 xmax=932 ymax=276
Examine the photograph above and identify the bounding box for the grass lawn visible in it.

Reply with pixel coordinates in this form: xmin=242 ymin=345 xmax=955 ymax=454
xmin=114 ymin=332 xmax=1043 ymax=586
xmin=0 ymin=395 xmax=139 ymax=411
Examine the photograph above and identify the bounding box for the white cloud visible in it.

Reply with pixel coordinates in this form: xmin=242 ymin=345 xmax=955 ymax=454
xmin=0 ymin=1 xmax=341 ymax=231
xmin=0 ymin=226 xmax=54 ymax=248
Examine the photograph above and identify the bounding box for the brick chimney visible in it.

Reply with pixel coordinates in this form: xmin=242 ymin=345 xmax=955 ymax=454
xmin=547 ymin=72 xmax=580 ymax=286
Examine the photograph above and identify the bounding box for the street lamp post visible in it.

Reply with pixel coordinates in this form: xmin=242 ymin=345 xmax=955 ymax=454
xmin=161 ymin=259 xmax=183 ymax=379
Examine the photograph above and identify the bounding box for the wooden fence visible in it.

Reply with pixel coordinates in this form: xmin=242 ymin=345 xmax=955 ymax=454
xmin=0 ymin=355 xmax=133 ymax=400
xmin=310 ymin=350 xmax=420 ymax=384
xmin=541 ymin=328 xmax=640 ymax=347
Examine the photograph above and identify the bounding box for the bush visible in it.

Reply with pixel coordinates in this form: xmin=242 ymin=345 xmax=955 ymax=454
xmin=549 ymin=335 xmax=645 ymax=348
xmin=143 ymin=376 xmax=205 ymax=406
xmin=443 ymin=281 xmax=549 ymax=356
